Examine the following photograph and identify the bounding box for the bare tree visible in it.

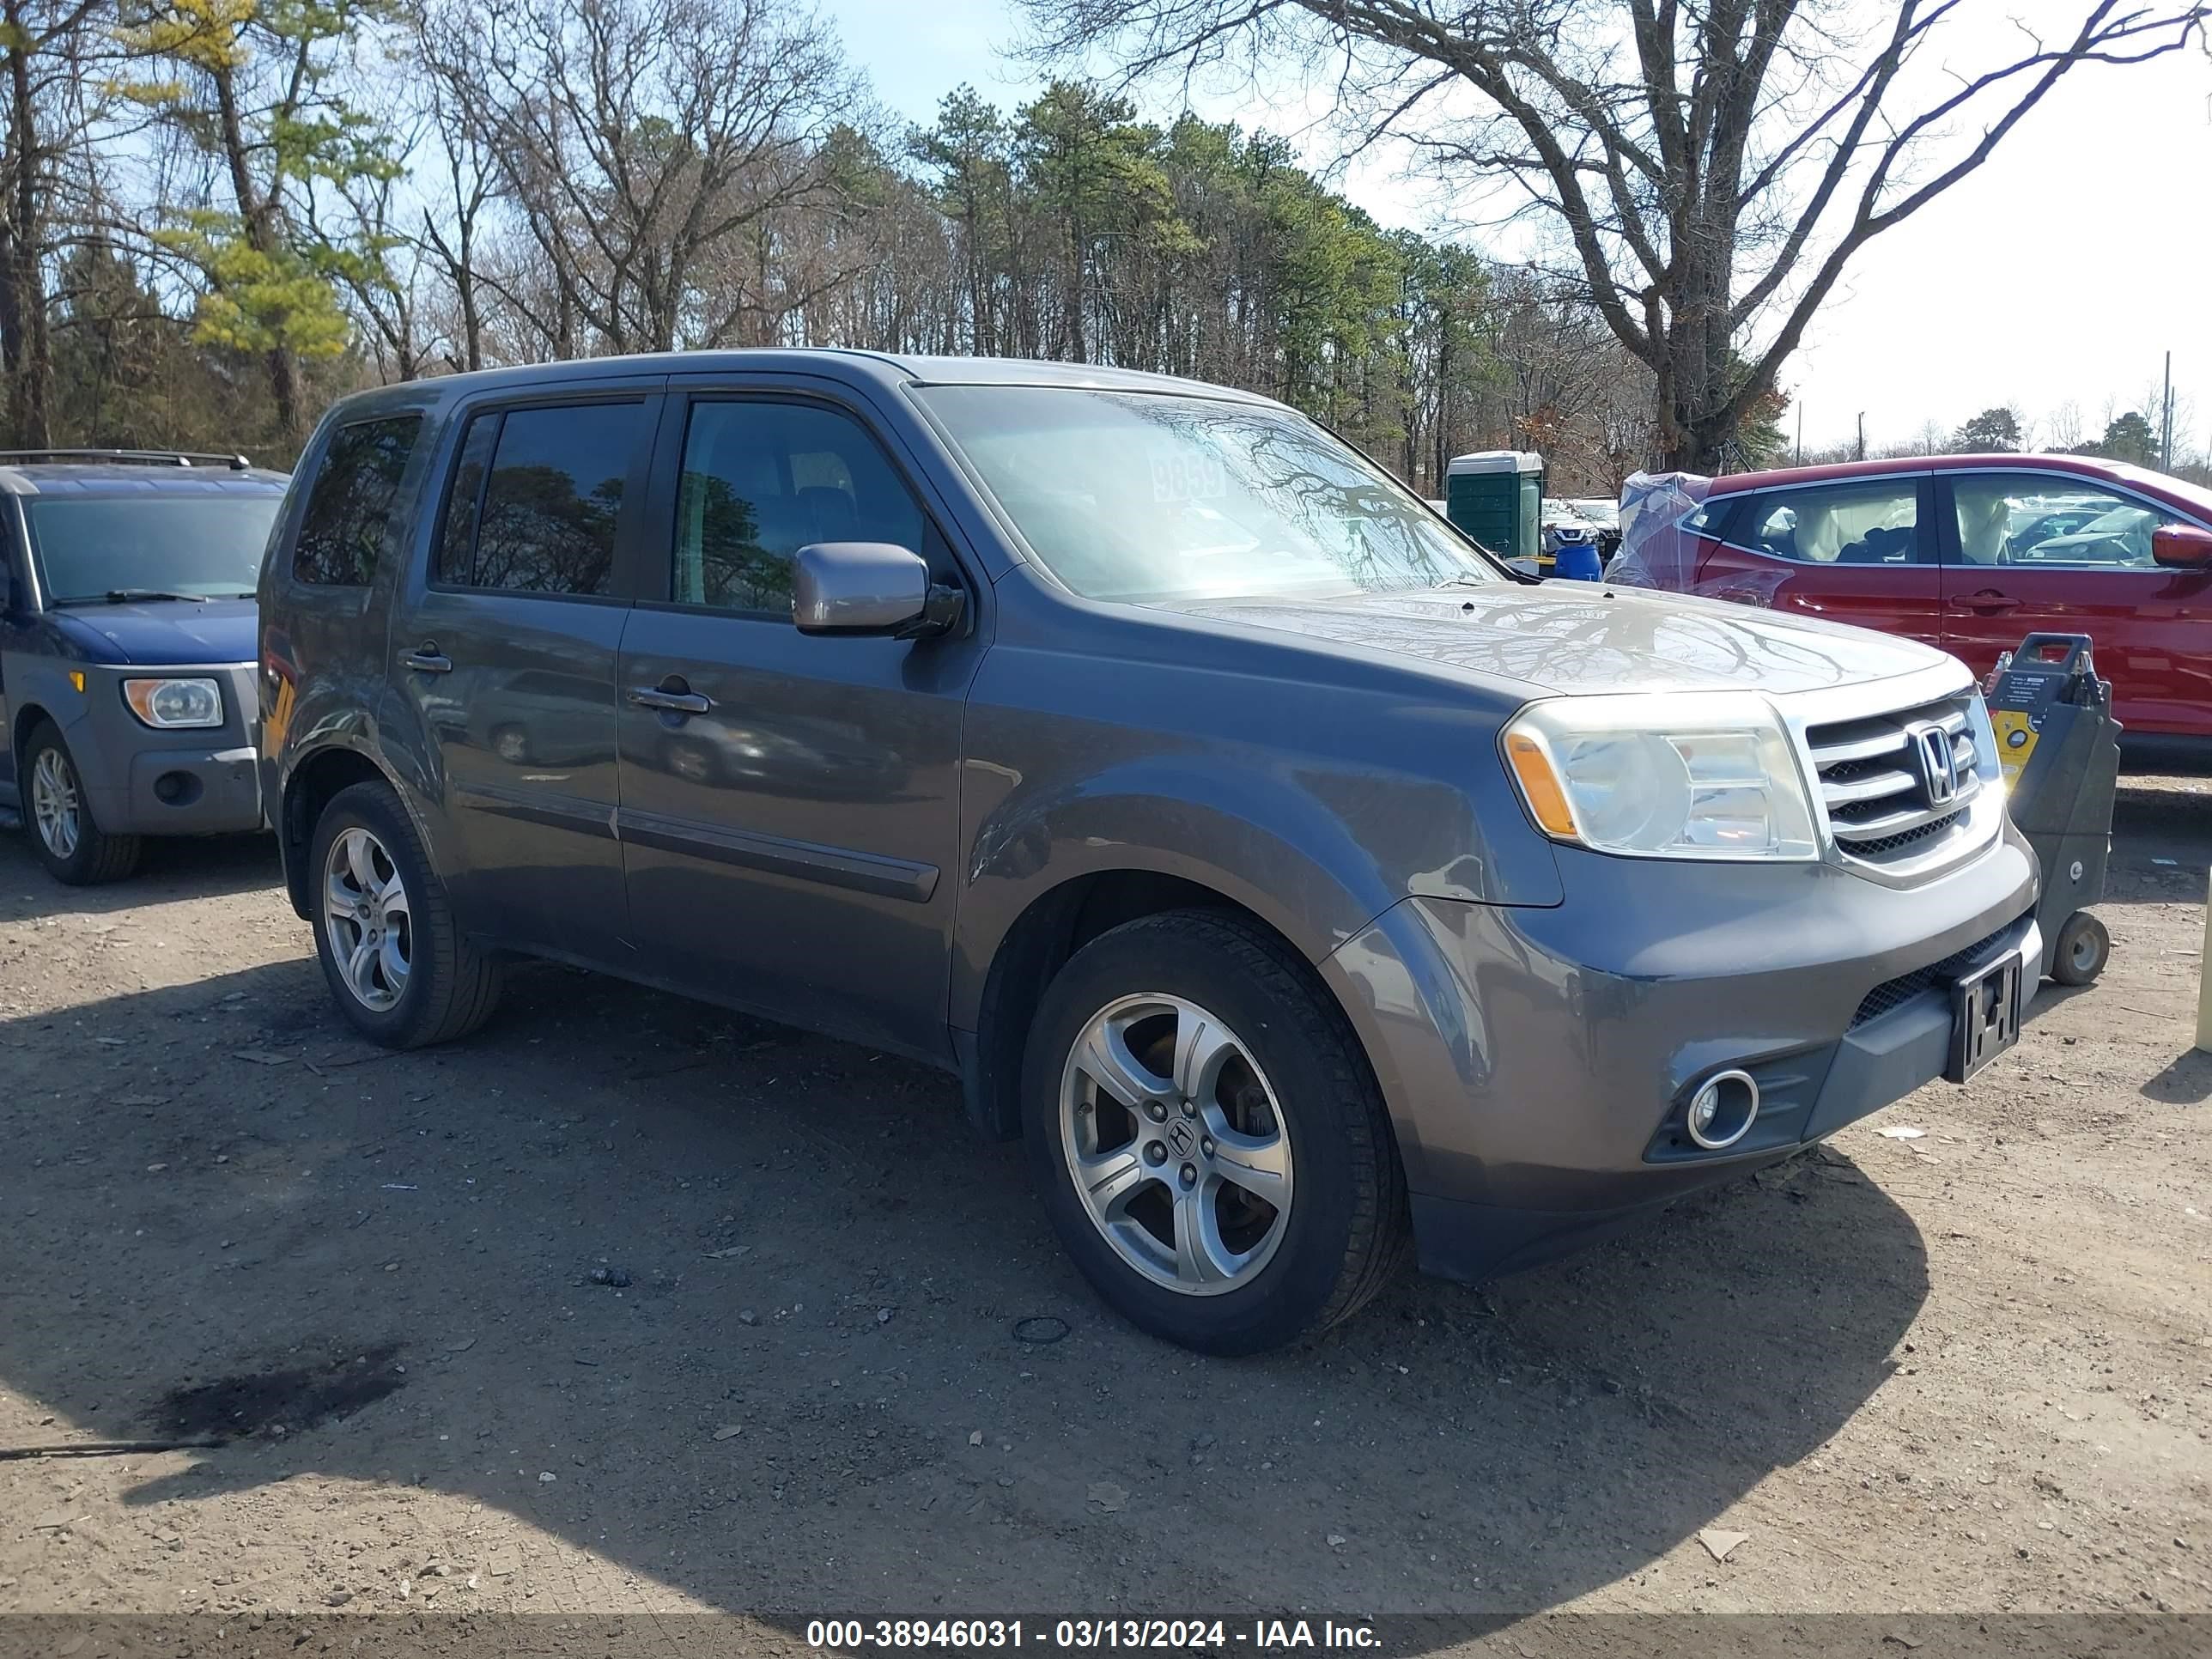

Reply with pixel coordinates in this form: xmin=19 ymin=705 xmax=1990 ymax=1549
xmin=0 ymin=0 xmax=109 ymax=444
xmin=421 ymin=0 xmax=871 ymax=356
xmin=1021 ymin=0 xmax=2207 ymax=470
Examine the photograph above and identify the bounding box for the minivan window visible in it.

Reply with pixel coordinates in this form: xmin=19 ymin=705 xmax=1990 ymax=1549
xmin=915 ymin=386 xmax=1494 ymax=603
xmin=292 ymin=414 xmax=422 ymax=586
xmin=674 ymin=400 xmax=926 ymax=614
xmin=31 ymin=493 xmax=281 ymax=603
xmin=438 ymin=401 xmax=642 ymax=596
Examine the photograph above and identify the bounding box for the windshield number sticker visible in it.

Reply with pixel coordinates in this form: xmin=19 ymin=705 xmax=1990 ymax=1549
xmin=1151 ymin=452 xmax=1228 ymax=504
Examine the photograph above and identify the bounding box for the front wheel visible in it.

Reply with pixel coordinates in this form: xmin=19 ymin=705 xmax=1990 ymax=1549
xmin=20 ymin=720 xmax=139 ymax=884
xmin=1023 ymin=910 xmax=1408 ymax=1354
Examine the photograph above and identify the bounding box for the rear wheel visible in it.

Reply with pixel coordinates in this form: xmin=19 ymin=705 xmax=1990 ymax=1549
xmin=20 ymin=720 xmax=139 ymax=884
xmin=309 ymin=781 xmax=501 ymax=1048
xmin=1023 ymin=910 xmax=1407 ymax=1354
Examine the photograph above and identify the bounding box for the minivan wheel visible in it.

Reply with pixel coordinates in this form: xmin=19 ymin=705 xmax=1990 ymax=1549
xmin=20 ymin=720 xmax=140 ymax=884
xmin=1023 ymin=910 xmax=1408 ymax=1354
xmin=309 ymin=781 xmax=501 ymax=1048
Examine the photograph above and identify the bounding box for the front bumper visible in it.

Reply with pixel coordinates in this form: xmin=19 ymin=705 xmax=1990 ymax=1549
xmin=62 ymin=663 xmax=266 ymax=836
xmin=1320 ymin=823 xmax=2041 ymax=1282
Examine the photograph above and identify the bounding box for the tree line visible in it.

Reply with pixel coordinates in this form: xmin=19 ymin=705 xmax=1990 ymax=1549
xmin=2 ymin=0 xmax=2203 ymax=493
xmin=0 ymin=0 xmax=1678 ymax=492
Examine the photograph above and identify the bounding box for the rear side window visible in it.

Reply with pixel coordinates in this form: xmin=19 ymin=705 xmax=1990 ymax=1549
xmin=292 ymin=415 xmax=422 ymax=586
xmin=434 ymin=401 xmax=642 ymax=596
xmin=1729 ymin=478 xmax=1925 ymax=566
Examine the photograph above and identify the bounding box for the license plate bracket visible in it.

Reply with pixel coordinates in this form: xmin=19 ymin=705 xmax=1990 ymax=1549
xmin=1948 ymin=951 xmax=2022 ymax=1083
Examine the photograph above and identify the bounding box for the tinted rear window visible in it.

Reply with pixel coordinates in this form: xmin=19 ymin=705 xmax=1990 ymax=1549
xmin=434 ymin=402 xmax=642 ymax=597
xmin=293 ymin=415 xmax=423 ymax=586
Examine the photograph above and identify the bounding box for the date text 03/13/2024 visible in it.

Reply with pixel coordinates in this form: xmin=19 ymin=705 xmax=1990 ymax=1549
xmin=804 ymin=1620 xmax=1382 ymax=1650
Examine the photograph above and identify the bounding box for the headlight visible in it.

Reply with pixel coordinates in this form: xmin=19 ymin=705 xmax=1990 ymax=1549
xmin=122 ymin=677 xmax=223 ymax=730
xmin=1502 ymin=692 xmax=1819 ymax=861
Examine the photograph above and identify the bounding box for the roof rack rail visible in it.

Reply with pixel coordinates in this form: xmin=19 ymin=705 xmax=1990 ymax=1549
xmin=0 ymin=447 xmax=253 ymax=471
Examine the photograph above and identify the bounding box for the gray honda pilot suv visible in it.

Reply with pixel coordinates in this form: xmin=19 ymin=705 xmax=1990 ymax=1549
xmin=258 ymin=353 xmax=2039 ymax=1353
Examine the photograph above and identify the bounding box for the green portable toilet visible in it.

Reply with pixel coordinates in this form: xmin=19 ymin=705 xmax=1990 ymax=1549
xmin=1445 ymin=451 xmax=1545 ymax=565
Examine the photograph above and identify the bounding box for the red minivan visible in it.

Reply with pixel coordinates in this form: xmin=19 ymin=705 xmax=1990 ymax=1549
xmin=1614 ymin=454 xmax=2212 ymax=756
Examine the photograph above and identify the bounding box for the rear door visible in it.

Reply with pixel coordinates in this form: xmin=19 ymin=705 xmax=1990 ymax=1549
xmin=392 ymin=386 xmax=662 ymax=962
xmin=1692 ymin=472 xmax=1942 ymax=645
xmin=1936 ymin=469 xmax=2212 ymax=736
xmin=611 ymin=380 xmax=984 ymax=1061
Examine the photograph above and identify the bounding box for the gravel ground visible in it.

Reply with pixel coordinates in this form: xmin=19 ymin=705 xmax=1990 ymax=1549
xmin=0 ymin=781 xmax=2207 ymax=1633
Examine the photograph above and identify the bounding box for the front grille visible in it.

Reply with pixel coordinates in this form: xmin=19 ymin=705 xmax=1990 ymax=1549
xmin=1850 ymin=920 xmax=2016 ymax=1027
xmin=1842 ymin=808 xmax=1964 ymax=859
xmin=1805 ymin=692 xmax=1984 ymax=869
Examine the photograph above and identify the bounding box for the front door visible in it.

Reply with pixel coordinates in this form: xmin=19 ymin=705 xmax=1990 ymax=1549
xmin=612 ymin=388 xmax=981 ymax=1061
xmin=392 ymin=390 xmax=660 ymax=960
xmin=1937 ymin=471 xmax=2212 ymax=736
xmin=1695 ymin=473 xmax=1942 ymax=646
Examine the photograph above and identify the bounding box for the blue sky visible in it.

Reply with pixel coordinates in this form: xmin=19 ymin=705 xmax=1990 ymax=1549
xmin=826 ymin=0 xmax=2212 ymax=456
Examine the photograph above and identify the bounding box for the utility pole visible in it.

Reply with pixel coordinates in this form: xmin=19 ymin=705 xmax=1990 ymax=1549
xmin=2161 ymin=350 xmax=2175 ymax=471
xmin=1795 ymin=401 xmax=1803 ymax=465
xmin=1855 ymin=410 xmax=1866 ymax=462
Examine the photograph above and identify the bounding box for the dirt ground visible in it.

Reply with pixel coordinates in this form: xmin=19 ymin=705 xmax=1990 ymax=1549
xmin=0 ymin=780 xmax=2208 ymax=1636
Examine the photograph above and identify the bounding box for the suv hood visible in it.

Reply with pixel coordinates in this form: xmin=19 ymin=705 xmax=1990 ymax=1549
xmin=1173 ymin=581 xmax=1954 ymax=698
xmin=49 ymin=597 xmax=258 ymax=666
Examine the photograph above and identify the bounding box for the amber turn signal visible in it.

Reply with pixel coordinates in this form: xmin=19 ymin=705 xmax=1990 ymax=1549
xmin=1504 ymin=731 xmax=1577 ymax=838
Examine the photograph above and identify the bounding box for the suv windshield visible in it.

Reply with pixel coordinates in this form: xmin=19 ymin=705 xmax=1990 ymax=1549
xmin=918 ymin=385 xmax=1496 ymax=602
xmin=26 ymin=494 xmax=279 ymax=603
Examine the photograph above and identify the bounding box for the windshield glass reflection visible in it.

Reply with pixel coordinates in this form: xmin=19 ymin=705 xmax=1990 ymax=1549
xmin=919 ymin=386 xmax=1497 ymax=603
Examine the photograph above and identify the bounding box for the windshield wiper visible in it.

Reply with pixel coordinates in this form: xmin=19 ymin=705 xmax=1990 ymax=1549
xmin=90 ymin=588 xmax=210 ymax=604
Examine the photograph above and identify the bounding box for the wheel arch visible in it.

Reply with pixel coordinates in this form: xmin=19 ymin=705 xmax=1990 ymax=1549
xmin=11 ymin=700 xmax=54 ymax=768
xmin=279 ymin=744 xmax=405 ymax=920
xmin=958 ymin=865 xmax=1378 ymax=1145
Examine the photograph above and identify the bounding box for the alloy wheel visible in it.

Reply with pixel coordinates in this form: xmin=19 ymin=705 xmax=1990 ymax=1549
xmin=30 ymin=747 xmax=80 ymax=860
xmin=1058 ymin=993 xmax=1294 ymax=1296
xmin=324 ymin=826 xmax=412 ymax=1012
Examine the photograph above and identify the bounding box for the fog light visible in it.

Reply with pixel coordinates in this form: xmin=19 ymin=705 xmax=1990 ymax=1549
xmin=1686 ymin=1069 xmax=1759 ymax=1151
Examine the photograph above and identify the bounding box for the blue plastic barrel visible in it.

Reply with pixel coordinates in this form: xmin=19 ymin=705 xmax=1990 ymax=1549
xmin=1553 ymin=542 xmax=1603 ymax=582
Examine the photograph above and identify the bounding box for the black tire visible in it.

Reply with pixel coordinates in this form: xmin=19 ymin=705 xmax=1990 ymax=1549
xmin=1022 ymin=909 xmax=1409 ymax=1354
xmin=18 ymin=719 xmax=140 ymax=885
xmin=2051 ymin=910 xmax=2110 ymax=987
xmin=308 ymin=780 xmax=502 ymax=1048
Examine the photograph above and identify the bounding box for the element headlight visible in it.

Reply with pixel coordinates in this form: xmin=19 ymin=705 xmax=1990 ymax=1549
xmin=123 ymin=677 xmax=223 ymax=730
xmin=1502 ymin=692 xmax=1819 ymax=861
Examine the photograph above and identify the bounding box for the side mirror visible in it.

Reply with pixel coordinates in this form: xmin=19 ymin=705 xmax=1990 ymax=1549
xmin=792 ymin=542 xmax=963 ymax=638
xmin=2152 ymin=524 xmax=2212 ymax=569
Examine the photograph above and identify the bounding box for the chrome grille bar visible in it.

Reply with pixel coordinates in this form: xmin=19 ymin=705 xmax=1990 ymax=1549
xmin=1804 ymin=693 xmax=1984 ymax=868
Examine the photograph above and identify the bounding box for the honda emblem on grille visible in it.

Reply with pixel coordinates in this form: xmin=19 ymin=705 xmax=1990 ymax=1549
xmin=1908 ymin=721 xmax=1958 ymax=806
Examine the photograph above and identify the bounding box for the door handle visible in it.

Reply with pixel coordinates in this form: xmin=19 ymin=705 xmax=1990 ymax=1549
xmin=1952 ymin=592 xmax=2021 ymax=614
xmin=401 ymin=644 xmax=453 ymax=673
xmin=627 ymin=684 xmax=713 ymax=715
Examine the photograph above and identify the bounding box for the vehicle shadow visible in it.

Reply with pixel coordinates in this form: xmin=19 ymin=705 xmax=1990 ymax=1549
xmin=0 ymin=956 xmax=1928 ymax=1620
xmin=0 ymin=830 xmax=279 ymax=920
